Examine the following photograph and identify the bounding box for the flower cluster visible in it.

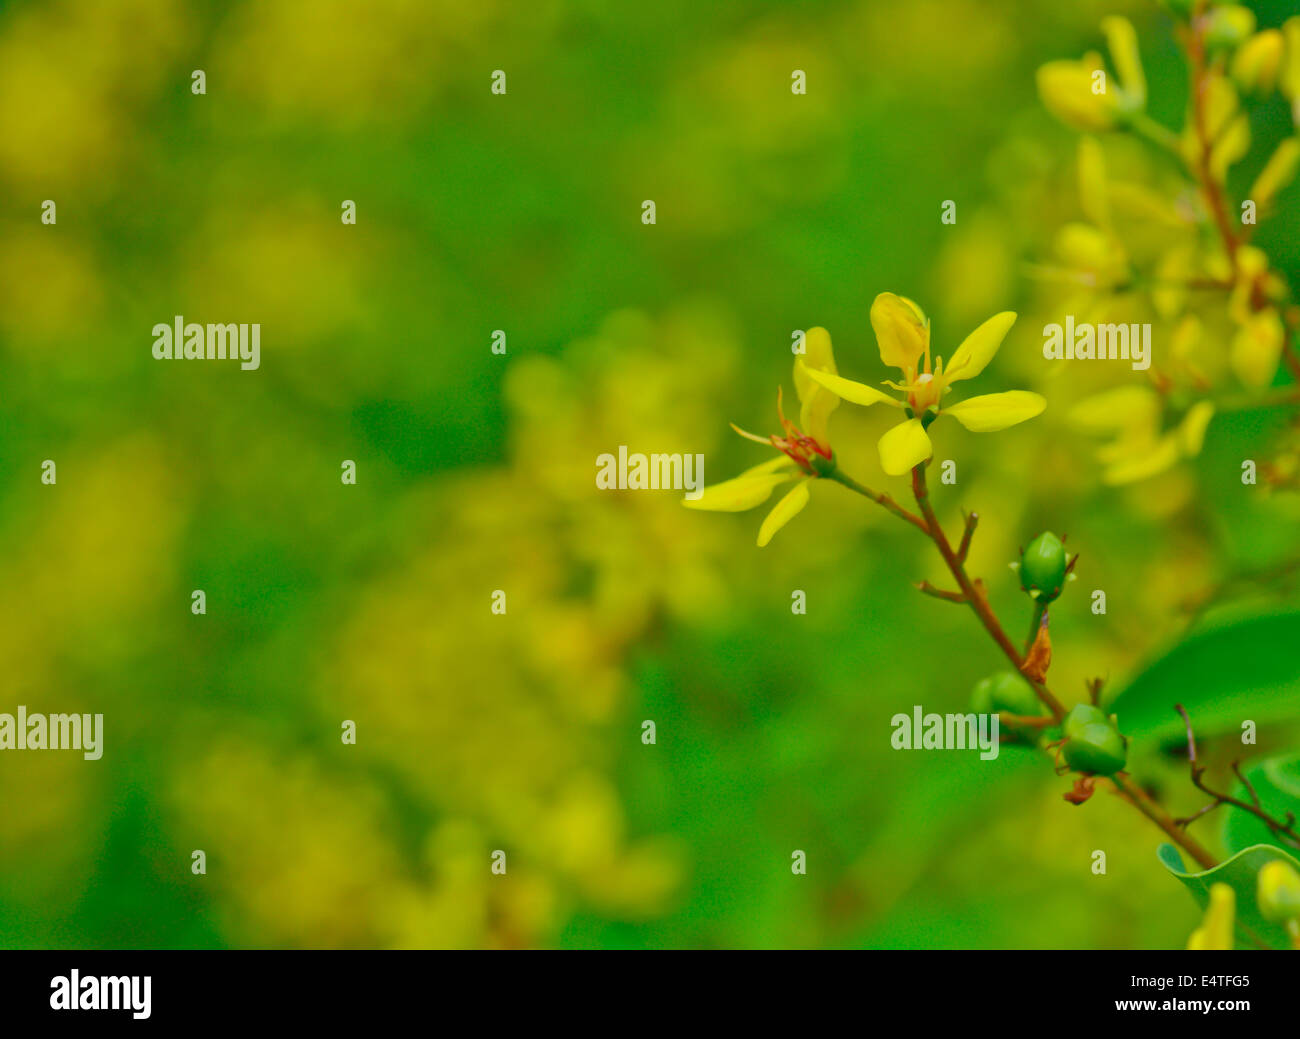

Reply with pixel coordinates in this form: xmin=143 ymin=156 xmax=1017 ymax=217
xmin=1036 ymin=6 xmax=1300 ymax=484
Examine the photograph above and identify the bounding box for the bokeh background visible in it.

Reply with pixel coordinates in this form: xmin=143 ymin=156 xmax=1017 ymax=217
xmin=1 ymin=0 xmax=1298 ymax=949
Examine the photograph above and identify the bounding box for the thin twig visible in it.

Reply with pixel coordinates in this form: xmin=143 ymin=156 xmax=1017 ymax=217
xmin=916 ymin=581 xmax=966 ymax=604
xmin=956 ymin=511 xmax=978 ymax=564
xmin=1176 ymin=704 xmax=1300 ymax=850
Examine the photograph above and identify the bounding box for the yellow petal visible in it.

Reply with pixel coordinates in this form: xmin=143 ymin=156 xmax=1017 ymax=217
xmin=1037 ymin=54 xmax=1117 ymax=132
xmin=1211 ymin=114 xmax=1251 ymax=182
xmin=945 ymin=311 xmax=1018 ymax=383
xmin=756 ymin=480 xmax=810 ymax=547
xmin=1232 ymin=29 xmax=1284 ymax=94
xmin=1109 ymin=182 xmax=1185 ymax=228
xmin=792 ymin=326 xmax=837 ymax=402
xmin=1101 ymin=16 xmax=1146 ymax=107
xmin=1231 ymin=308 xmax=1285 ymax=388
xmin=878 ymin=417 xmax=933 ymax=476
xmin=801 ymin=365 xmax=904 ymax=408
xmin=1078 ymin=137 xmax=1109 ymax=228
xmin=1187 ymin=884 xmax=1235 ymax=951
xmin=740 ymin=454 xmax=799 ymax=478
xmin=793 ymin=327 xmax=840 ymax=443
xmin=1284 ymin=17 xmax=1300 ymax=103
xmin=1249 ymin=138 xmax=1300 ymax=211
xmin=1178 ymin=401 xmax=1215 ymax=456
xmin=1054 ymin=222 xmax=1126 ymax=279
xmin=1102 ymin=434 xmax=1181 ymax=485
xmin=803 ymin=325 xmax=836 ymax=374
xmin=1068 ymin=385 xmax=1161 ymax=433
xmin=870 ymin=293 xmax=929 ymax=371
xmin=942 ymin=391 xmax=1046 ymax=432
xmin=683 ymin=470 xmax=794 ymax=512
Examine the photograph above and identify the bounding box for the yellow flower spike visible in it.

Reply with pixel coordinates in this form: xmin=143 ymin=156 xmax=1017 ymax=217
xmin=1187 ymin=883 xmax=1235 ymax=950
xmin=1101 ymin=16 xmax=1147 ymax=108
xmin=1231 ymin=308 xmax=1285 ymax=388
xmin=870 ymin=293 xmax=929 ymax=371
xmin=942 ymin=391 xmax=1047 ymax=432
xmin=1037 ymin=52 xmax=1118 ymax=132
xmin=878 ymin=417 xmax=933 ymax=476
xmin=944 ymin=311 xmax=1019 ymax=383
xmin=756 ymin=481 xmax=811 ymax=547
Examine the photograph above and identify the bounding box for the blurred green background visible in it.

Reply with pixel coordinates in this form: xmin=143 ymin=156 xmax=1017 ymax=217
xmin=1 ymin=0 xmax=1298 ymax=949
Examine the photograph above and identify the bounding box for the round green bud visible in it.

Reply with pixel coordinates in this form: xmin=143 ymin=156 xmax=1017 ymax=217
xmin=1063 ymin=723 xmax=1128 ymax=775
xmin=1019 ymin=532 xmax=1068 ymax=602
xmin=1256 ymin=859 xmax=1300 ymax=923
xmin=1063 ymin=703 xmax=1110 ymax=739
xmin=973 ymin=671 xmax=1042 ymax=717
xmin=1204 ymin=5 xmax=1256 ymax=52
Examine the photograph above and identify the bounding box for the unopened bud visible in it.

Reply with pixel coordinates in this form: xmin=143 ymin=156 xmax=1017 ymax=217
xmin=1020 ymin=531 xmax=1069 ymax=602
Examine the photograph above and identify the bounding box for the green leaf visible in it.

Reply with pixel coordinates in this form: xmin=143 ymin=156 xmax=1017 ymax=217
xmin=1108 ymin=611 xmax=1300 ymax=741
xmin=1221 ymin=753 xmax=1300 ymax=855
xmin=1158 ymin=842 xmax=1300 ymax=950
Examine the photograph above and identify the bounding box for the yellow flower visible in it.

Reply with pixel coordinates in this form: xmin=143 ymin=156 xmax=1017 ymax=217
xmin=1038 ymin=52 xmax=1118 ymax=132
xmin=1069 ymin=386 xmax=1215 ymax=485
xmin=1037 ymin=19 xmax=1146 ymax=133
xmin=1233 ymin=30 xmax=1285 ymax=95
xmin=800 ymin=294 xmax=1046 ymax=476
xmin=683 ymin=327 xmax=840 ymax=547
xmin=1231 ymin=308 xmax=1286 ymax=388
xmin=1187 ymin=882 xmax=1235 ymax=950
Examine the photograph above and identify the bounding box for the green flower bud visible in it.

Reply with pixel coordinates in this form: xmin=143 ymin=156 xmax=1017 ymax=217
xmin=1205 ymin=6 xmax=1257 ymax=53
xmin=1019 ymin=532 xmax=1068 ymax=602
xmin=1063 ymin=703 xmax=1110 ymax=739
xmin=973 ymin=671 xmax=1042 ymax=717
xmin=1256 ymin=859 xmax=1300 ymax=923
xmin=1063 ymin=722 xmax=1128 ymax=775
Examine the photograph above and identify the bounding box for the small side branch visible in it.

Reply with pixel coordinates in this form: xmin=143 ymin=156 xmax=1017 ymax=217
xmin=915 ymin=581 xmax=966 ymax=604
xmin=956 ymin=511 xmax=978 ymax=564
xmin=1175 ymin=704 xmax=1300 ymax=850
